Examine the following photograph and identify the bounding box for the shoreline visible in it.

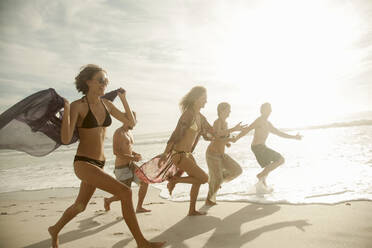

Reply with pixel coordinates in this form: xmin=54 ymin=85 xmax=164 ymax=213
xmin=1 ymin=186 xmax=372 ymax=205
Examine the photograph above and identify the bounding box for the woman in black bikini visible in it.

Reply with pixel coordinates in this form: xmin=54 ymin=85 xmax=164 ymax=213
xmin=48 ymin=64 xmax=164 ymax=248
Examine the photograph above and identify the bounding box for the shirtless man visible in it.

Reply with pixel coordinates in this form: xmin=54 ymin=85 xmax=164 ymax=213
xmin=205 ymin=102 xmax=245 ymax=206
xmin=104 ymin=112 xmax=151 ymax=213
xmin=234 ymin=102 xmax=302 ymax=191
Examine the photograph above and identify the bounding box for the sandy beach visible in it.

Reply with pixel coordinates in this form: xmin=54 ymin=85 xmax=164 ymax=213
xmin=0 ymin=186 xmax=371 ymax=248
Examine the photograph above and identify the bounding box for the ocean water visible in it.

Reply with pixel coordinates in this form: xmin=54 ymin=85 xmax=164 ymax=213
xmin=0 ymin=124 xmax=372 ymax=205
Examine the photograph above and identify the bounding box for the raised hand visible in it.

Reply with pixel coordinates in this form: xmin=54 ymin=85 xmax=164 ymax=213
xmin=118 ymin=87 xmax=126 ymax=98
xmin=134 ymin=153 xmax=142 ymax=162
xmin=233 ymin=122 xmax=248 ymax=132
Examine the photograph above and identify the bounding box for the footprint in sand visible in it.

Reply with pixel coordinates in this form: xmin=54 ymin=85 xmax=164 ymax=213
xmin=1 ymin=204 xmax=17 ymax=208
xmin=144 ymin=202 xmax=165 ymax=206
xmin=3 ymin=211 xmax=24 ymax=216
xmin=35 ymin=214 xmax=46 ymax=217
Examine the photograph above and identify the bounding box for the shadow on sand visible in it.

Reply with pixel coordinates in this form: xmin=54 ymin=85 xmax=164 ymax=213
xmin=25 ymin=212 xmax=122 ymax=248
xmin=146 ymin=203 xmax=307 ymax=248
xmin=203 ymin=203 xmax=310 ymax=247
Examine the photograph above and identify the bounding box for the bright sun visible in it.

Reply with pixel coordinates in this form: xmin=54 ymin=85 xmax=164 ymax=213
xmin=214 ymin=0 xmax=364 ymax=127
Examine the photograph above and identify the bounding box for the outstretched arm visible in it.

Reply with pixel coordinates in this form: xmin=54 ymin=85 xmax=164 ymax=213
xmin=214 ymin=121 xmax=246 ymax=137
xmin=233 ymin=118 xmax=259 ymax=142
xmin=61 ymin=99 xmax=79 ymax=144
xmin=269 ymin=122 xmax=302 ymax=140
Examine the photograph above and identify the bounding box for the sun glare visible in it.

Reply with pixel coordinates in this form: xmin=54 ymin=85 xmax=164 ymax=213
xmin=216 ymin=1 xmax=364 ymax=127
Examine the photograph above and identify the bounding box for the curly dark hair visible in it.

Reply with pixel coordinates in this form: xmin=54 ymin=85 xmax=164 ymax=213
xmin=75 ymin=64 xmax=106 ymax=95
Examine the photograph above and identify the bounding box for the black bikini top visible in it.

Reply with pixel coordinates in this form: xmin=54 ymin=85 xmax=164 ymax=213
xmin=79 ymin=97 xmax=112 ymax=129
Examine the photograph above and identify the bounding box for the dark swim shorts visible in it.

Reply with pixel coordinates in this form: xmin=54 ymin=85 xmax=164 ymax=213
xmin=251 ymin=144 xmax=282 ymax=168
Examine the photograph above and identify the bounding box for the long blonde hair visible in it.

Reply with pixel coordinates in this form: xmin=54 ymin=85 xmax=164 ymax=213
xmin=179 ymin=86 xmax=206 ymax=113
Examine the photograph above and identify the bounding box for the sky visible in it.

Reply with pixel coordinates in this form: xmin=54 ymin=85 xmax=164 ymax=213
xmin=0 ymin=0 xmax=371 ymax=135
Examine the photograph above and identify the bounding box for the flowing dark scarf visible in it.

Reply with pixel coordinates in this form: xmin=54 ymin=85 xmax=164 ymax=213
xmin=0 ymin=88 xmax=122 ymax=156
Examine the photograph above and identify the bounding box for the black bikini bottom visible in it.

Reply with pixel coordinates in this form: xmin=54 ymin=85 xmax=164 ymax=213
xmin=74 ymin=155 xmax=105 ymax=168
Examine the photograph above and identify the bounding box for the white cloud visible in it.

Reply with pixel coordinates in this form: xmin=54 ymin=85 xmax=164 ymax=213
xmin=0 ymin=0 xmax=372 ymax=134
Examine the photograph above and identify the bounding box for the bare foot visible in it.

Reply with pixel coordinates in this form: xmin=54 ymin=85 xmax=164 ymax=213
xmin=205 ymin=199 xmax=217 ymax=206
xmin=104 ymin=198 xmax=110 ymax=211
xmin=139 ymin=241 xmax=166 ymax=248
xmin=256 ymin=173 xmax=267 ymax=186
xmin=256 ymin=172 xmax=263 ymax=180
xmin=167 ymin=180 xmax=176 ymax=196
xmin=48 ymin=226 xmax=59 ymax=248
xmin=188 ymin=210 xmax=207 ymax=216
xmin=262 ymin=177 xmax=268 ymax=187
xmin=136 ymin=207 xmax=151 ymax=213
xmin=259 ymin=175 xmax=268 ymax=187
